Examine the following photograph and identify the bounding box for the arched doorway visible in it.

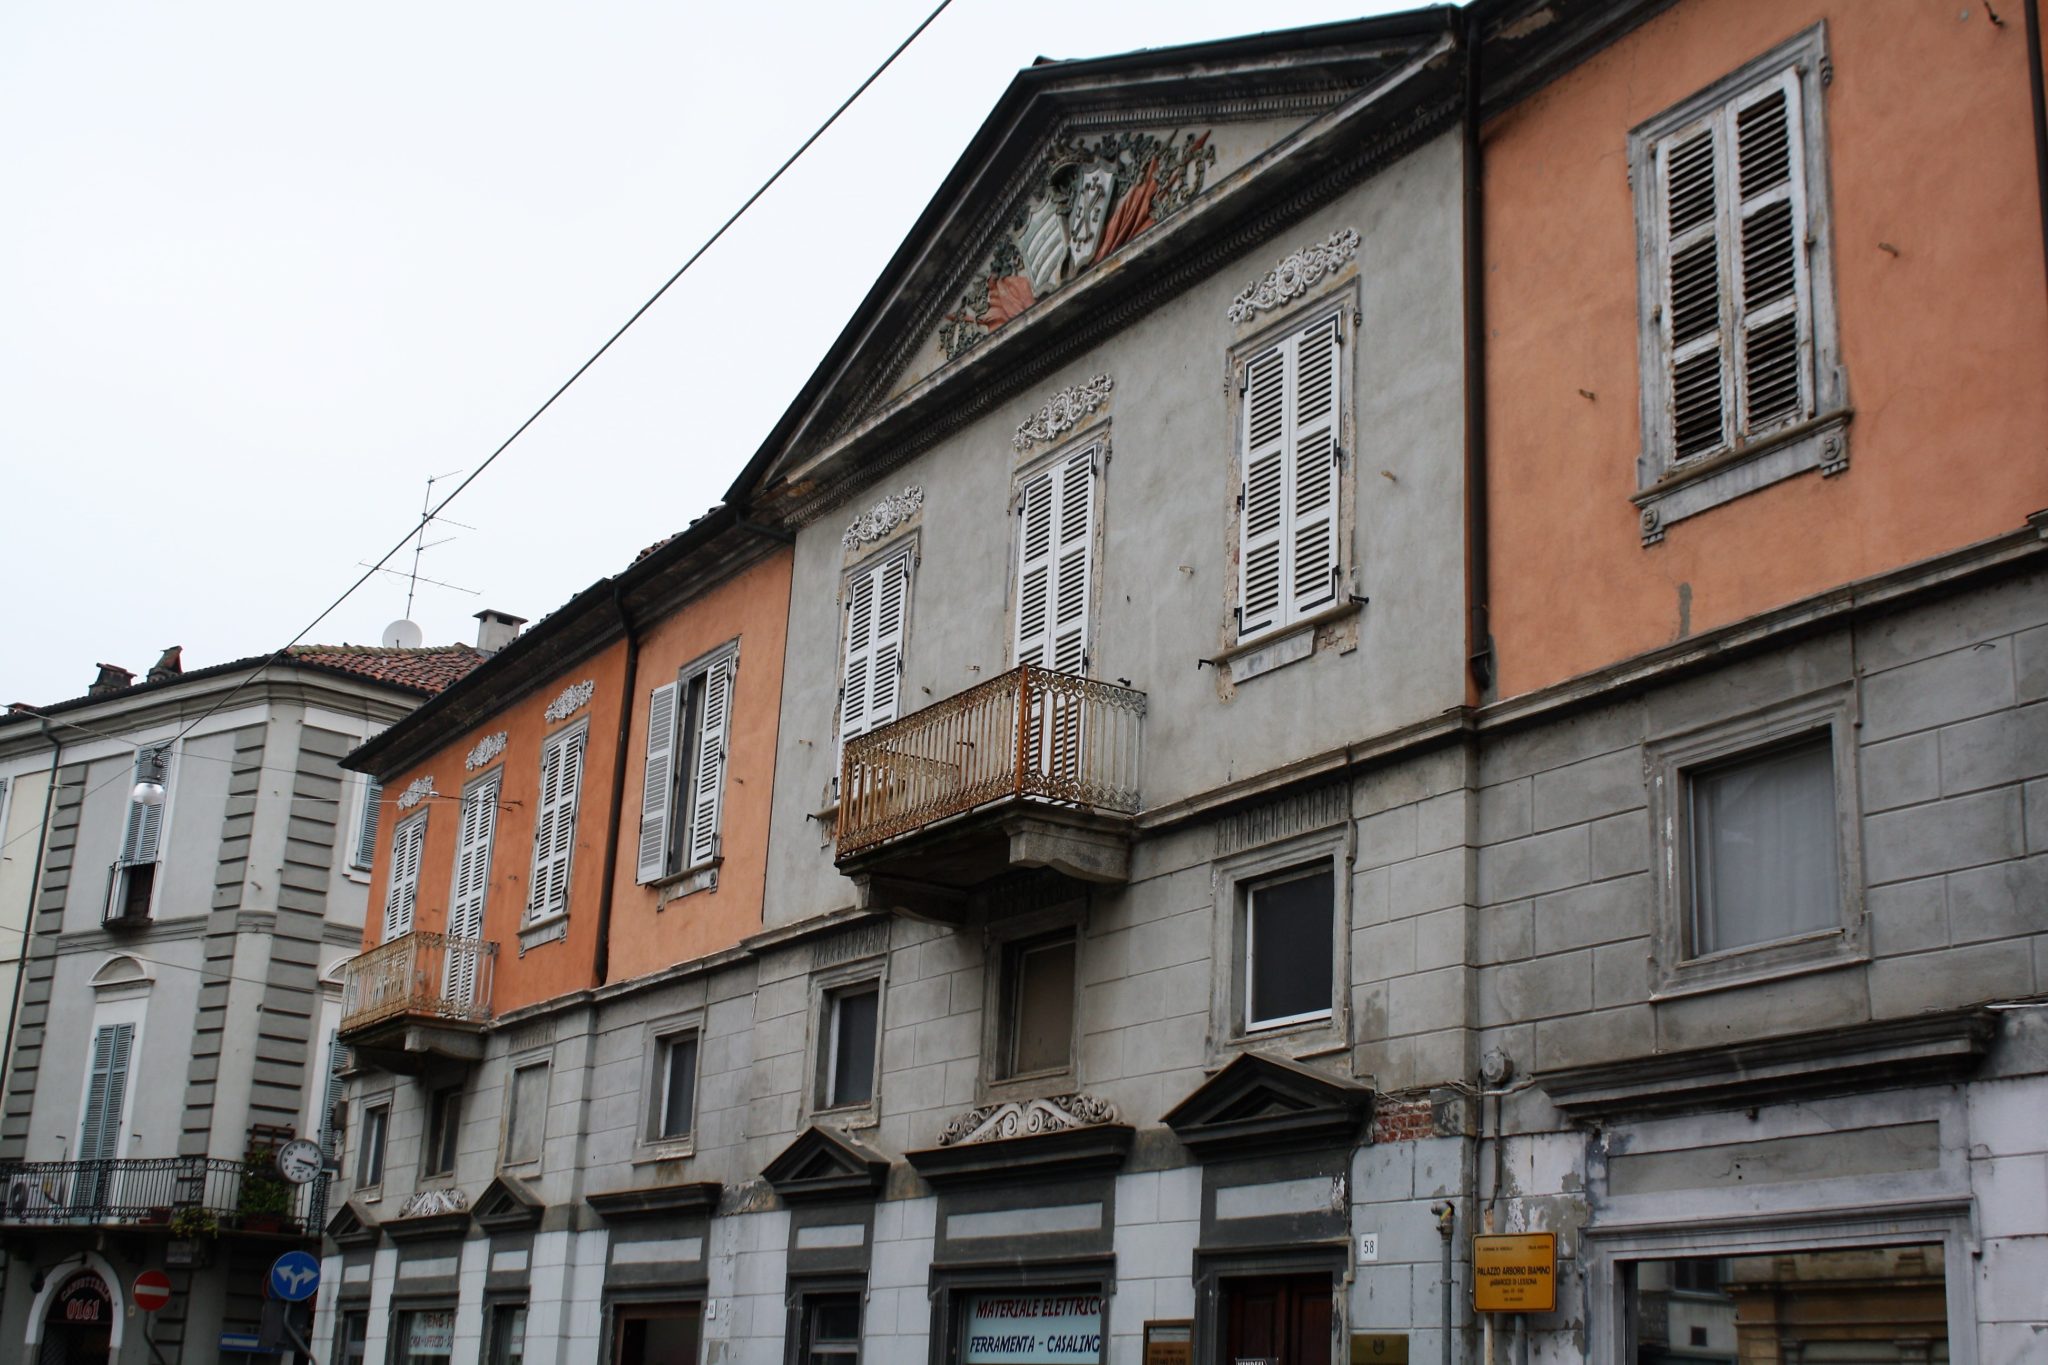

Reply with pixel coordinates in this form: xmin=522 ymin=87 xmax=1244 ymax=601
xmin=38 ymin=1269 xmax=113 ymax=1365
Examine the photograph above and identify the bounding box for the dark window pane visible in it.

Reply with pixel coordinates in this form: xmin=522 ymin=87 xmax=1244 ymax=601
xmin=1010 ymin=937 xmax=1076 ymax=1075
xmin=616 ymin=1305 xmax=700 ymax=1365
xmin=830 ymin=989 xmax=878 ymax=1107
xmin=662 ymin=1037 xmax=698 ymax=1138
xmin=1248 ymin=867 xmax=1333 ymax=1027
xmin=426 ymin=1088 xmax=461 ymax=1175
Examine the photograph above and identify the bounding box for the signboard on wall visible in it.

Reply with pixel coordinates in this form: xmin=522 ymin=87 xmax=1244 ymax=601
xmin=1144 ymin=1320 xmax=1192 ymax=1365
xmin=962 ymin=1293 xmax=1105 ymax=1364
xmin=1472 ymin=1233 xmax=1557 ymax=1313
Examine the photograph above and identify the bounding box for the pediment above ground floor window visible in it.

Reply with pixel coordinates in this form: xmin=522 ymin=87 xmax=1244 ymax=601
xmin=764 ymin=1126 xmax=892 ymax=1204
xmin=1163 ymin=1051 xmax=1373 ymax=1161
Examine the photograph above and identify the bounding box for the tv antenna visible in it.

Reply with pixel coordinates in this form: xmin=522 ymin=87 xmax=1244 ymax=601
xmin=376 ymin=471 xmax=480 ymax=648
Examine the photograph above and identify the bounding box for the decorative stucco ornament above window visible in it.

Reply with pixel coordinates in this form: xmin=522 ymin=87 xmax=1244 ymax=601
xmin=937 ymin=1093 xmax=1120 ymax=1146
xmin=395 ymin=776 xmax=435 ymax=812
xmin=842 ymin=487 xmax=924 ymax=549
xmin=396 ymin=1187 xmax=469 ymax=1218
xmin=936 ymin=129 xmax=1218 ymax=361
xmin=465 ymin=732 xmax=508 ymax=771
xmin=1014 ymin=375 xmax=1113 ymax=451
xmin=543 ymin=680 xmax=595 ymax=724
xmin=1227 ymin=227 xmax=1361 ymax=322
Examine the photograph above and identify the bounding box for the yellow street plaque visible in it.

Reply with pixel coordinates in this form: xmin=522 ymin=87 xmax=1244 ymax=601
xmin=1472 ymin=1232 xmax=1558 ymax=1313
xmin=1350 ymin=1333 xmax=1409 ymax=1364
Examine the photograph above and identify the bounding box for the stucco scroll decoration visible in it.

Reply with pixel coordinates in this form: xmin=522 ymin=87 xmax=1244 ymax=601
xmin=396 ymin=1187 xmax=469 ymax=1218
xmin=465 ymin=731 xmax=508 ymax=771
xmin=1226 ymin=227 xmax=1361 ymax=323
xmin=544 ymin=680 xmax=595 ymax=724
xmin=937 ymin=1093 xmax=1120 ymax=1147
xmin=842 ymin=487 xmax=924 ymax=549
xmin=1013 ymin=375 xmax=1114 ymax=451
xmin=395 ymin=776 xmax=435 ymax=812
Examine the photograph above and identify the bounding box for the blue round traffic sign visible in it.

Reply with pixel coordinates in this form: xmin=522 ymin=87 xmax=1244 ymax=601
xmin=268 ymin=1250 xmax=320 ymax=1303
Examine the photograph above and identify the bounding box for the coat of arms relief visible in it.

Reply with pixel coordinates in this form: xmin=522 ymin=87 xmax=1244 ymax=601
xmin=935 ymin=128 xmax=1217 ymax=361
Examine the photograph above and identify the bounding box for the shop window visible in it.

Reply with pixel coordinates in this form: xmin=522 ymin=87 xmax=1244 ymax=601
xmin=653 ymin=1032 xmax=700 ymax=1141
xmin=958 ymin=1289 xmax=1104 ymax=1365
xmin=356 ymin=1101 xmax=389 ymax=1189
xmin=395 ymin=1307 xmax=457 ymax=1365
xmin=801 ymin=1294 xmax=863 ymax=1365
xmin=614 ymin=1303 xmax=702 ymax=1365
xmin=1626 ymin=1245 xmax=1947 ymax=1363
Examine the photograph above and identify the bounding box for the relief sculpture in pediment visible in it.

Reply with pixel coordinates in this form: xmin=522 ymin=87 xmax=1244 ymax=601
xmin=936 ymin=128 xmax=1216 ymax=362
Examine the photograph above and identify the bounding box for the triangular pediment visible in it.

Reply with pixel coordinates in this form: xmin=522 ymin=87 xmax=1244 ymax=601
xmin=472 ymin=1174 xmax=545 ymax=1231
xmin=1164 ymin=1052 xmax=1373 ymax=1161
xmin=732 ymin=18 xmax=1461 ymax=526
xmin=325 ymin=1198 xmax=381 ymax=1250
xmin=762 ymin=1126 xmax=892 ymax=1204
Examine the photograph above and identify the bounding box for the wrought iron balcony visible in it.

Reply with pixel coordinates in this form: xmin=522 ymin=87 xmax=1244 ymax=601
xmin=339 ymin=930 xmax=497 ymax=1073
xmin=0 ymin=1156 xmax=324 ymax=1237
xmin=836 ymin=666 xmax=1144 ymax=918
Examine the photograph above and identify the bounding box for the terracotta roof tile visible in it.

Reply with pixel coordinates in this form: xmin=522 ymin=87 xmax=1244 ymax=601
xmin=286 ymin=644 xmax=488 ymax=694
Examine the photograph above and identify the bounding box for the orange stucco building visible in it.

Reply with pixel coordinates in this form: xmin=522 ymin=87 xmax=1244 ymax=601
xmin=1483 ymin=0 xmax=2048 ymax=699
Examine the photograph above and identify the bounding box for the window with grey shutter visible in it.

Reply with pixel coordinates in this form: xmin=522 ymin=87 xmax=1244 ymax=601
xmin=446 ymin=775 xmax=499 ymax=1003
xmin=382 ymin=813 xmax=427 ymax=942
xmin=76 ymin=1022 xmax=135 ymax=1164
xmin=684 ymin=650 xmax=733 ymax=868
xmin=1014 ymin=447 xmax=1097 ymax=676
xmin=1630 ymin=28 xmax=1841 ymax=536
xmin=527 ymin=727 xmax=587 ymax=922
xmin=1236 ymin=310 xmax=1345 ymax=643
xmin=116 ymin=746 xmax=170 ymax=868
xmin=637 ymin=682 xmax=679 ymax=884
xmin=637 ymin=643 xmax=740 ymax=883
xmin=351 ymin=779 xmax=382 ymax=871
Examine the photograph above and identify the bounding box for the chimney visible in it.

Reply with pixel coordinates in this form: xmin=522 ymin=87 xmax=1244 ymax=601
xmin=89 ymin=664 xmax=135 ymax=697
xmin=147 ymin=646 xmax=184 ymax=684
xmin=473 ymin=609 xmax=527 ymax=656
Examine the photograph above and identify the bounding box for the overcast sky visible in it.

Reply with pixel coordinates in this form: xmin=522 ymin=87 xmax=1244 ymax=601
xmin=2 ymin=0 xmax=1414 ymax=707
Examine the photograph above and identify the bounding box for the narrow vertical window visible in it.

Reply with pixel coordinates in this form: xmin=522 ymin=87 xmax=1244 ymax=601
xmin=106 ymin=745 xmax=170 ymax=922
xmin=1237 ymin=311 xmax=1344 ymax=642
xmin=357 ymin=1102 xmax=389 ymax=1187
xmin=823 ymin=984 xmax=880 ymax=1109
xmin=504 ymin=1063 xmax=548 ymax=1166
xmin=446 ymin=775 xmax=499 ymax=1004
xmin=382 ymin=813 xmax=427 ymax=942
xmin=1243 ymin=865 xmax=1336 ymax=1031
xmin=1003 ymin=934 xmax=1077 ymax=1078
xmin=840 ymin=550 xmax=914 ymax=744
xmin=636 ymin=643 xmax=739 ymax=883
xmin=350 ymin=778 xmax=382 ymax=871
xmin=526 ymin=728 xmax=587 ymax=922
xmin=804 ymin=1295 xmax=863 ymax=1365
xmin=76 ymin=1022 xmax=136 ymax=1164
xmin=1014 ymin=447 xmax=1097 ymax=676
xmin=424 ymin=1086 xmax=463 ymax=1177
xmin=654 ymin=1033 xmax=699 ymax=1140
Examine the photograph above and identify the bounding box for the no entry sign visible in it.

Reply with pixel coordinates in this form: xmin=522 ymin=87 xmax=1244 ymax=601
xmin=133 ymin=1270 xmax=173 ymax=1313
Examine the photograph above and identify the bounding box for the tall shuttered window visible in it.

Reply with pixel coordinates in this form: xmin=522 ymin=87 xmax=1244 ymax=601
xmin=76 ymin=1022 xmax=136 ymax=1165
xmin=1014 ymin=447 xmax=1098 ymax=676
xmin=527 ymin=727 xmax=588 ymax=923
xmin=351 ymin=778 xmax=382 ymax=872
xmin=839 ymin=549 xmax=913 ymax=745
xmin=446 ymin=775 xmax=499 ymax=1003
xmin=106 ymin=745 xmax=170 ymax=923
xmin=1630 ymin=28 xmax=1841 ymax=534
xmin=382 ymin=813 xmax=427 ymax=942
xmin=1236 ymin=309 xmax=1345 ymax=643
xmin=636 ymin=643 xmax=739 ymax=885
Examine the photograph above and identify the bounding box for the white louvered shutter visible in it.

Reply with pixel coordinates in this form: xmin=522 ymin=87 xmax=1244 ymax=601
xmin=445 ymin=777 xmax=498 ymax=1004
xmin=1290 ymin=317 xmax=1342 ymax=619
xmin=76 ymin=1022 xmax=135 ymax=1164
xmin=353 ymin=780 xmax=383 ymax=870
xmin=1731 ymin=70 xmax=1809 ymax=437
xmin=117 ymin=746 xmax=169 ymax=867
xmin=637 ymin=682 xmax=678 ymax=883
xmin=528 ymin=729 xmax=586 ymax=920
xmin=1014 ymin=468 xmax=1056 ymax=668
xmin=686 ymin=656 xmax=733 ymax=868
xmin=1238 ymin=347 xmax=1288 ymax=639
xmin=382 ymin=815 xmax=425 ymax=941
xmin=840 ymin=551 xmax=912 ymax=744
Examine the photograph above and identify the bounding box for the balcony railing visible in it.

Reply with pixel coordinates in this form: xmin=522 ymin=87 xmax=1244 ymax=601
xmin=0 ymin=1157 xmax=325 ymax=1233
xmin=340 ymin=931 xmax=496 ymax=1036
xmin=837 ymin=666 xmax=1145 ymax=857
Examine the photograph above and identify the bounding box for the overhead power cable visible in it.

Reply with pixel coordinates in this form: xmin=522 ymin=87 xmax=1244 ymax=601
xmin=130 ymin=0 xmax=958 ymax=762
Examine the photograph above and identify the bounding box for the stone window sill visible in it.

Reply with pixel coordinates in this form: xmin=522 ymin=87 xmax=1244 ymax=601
xmin=1218 ymin=600 xmax=1363 ymax=684
xmin=518 ymin=912 xmax=568 ymax=954
xmin=1635 ymin=409 xmax=1851 ymax=545
xmin=655 ymin=860 xmax=721 ymax=908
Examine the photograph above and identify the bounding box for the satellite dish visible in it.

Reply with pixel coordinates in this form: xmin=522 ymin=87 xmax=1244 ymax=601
xmin=381 ymin=619 xmax=424 ymax=649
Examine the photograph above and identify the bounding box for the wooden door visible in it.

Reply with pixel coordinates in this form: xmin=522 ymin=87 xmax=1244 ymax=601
xmin=1222 ymin=1274 xmax=1332 ymax=1365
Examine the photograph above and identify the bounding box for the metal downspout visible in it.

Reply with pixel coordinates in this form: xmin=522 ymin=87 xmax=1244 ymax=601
xmin=593 ymin=580 xmax=640 ymax=987
xmin=1462 ymin=6 xmax=1495 ymax=698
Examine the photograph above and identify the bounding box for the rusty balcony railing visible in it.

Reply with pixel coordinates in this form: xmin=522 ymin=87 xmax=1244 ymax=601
xmin=339 ymin=931 xmax=497 ymax=1036
xmin=837 ymin=666 xmax=1145 ymax=857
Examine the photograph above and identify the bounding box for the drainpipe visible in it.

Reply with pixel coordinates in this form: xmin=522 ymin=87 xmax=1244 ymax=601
xmin=2027 ymin=1 xmax=2048 ymax=311
xmin=1432 ymin=1200 xmax=1457 ymax=1365
xmin=593 ymin=579 xmax=640 ymax=988
xmin=0 ymin=716 xmax=63 ymax=1112
xmin=1461 ymin=6 xmax=1495 ymax=698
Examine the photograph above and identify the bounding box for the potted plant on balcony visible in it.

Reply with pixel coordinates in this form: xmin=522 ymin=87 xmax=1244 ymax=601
xmin=236 ymin=1150 xmax=294 ymax=1234
xmin=167 ymin=1205 xmax=218 ymax=1266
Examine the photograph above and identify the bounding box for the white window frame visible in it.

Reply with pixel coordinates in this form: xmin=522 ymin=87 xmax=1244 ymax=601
xmin=837 ymin=541 xmax=918 ymax=749
xmin=346 ymin=775 xmax=382 ymax=880
xmin=1645 ymin=685 xmax=1865 ymax=997
xmin=1009 ymin=437 xmax=1104 ymax=678
xmin=820 ymin=981 xmax=882 ymax=1114
xmin=637 ymin=1007 xmax=707 ymax=1158
xmin=636 ymin=640 xmax=740 ymax=889
xmin=501 ymin=1060 xmax=550 ymax=1170
xmin=1208 ymin=824 xmax=1354 ymax=1058
xmin=652 ymin=1029 xmax=701 ymax=1145
xmin=804 ymin=955 xmax=888 ymax=1127
xmin=1227 ymin=293 xmax=1355 ymax=650
xmin=446 ymin=771 xmax=501 ymax=1005
xmin=355 ymin=1097 xmax=390 ymax=1192
xmin=74 ymin=995 xmax=147 ymax=1167
xmin=523 ymin=721 xmax=589 ymax=946
xmin=1629 ymin=24 xmax=1845 ymax=544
